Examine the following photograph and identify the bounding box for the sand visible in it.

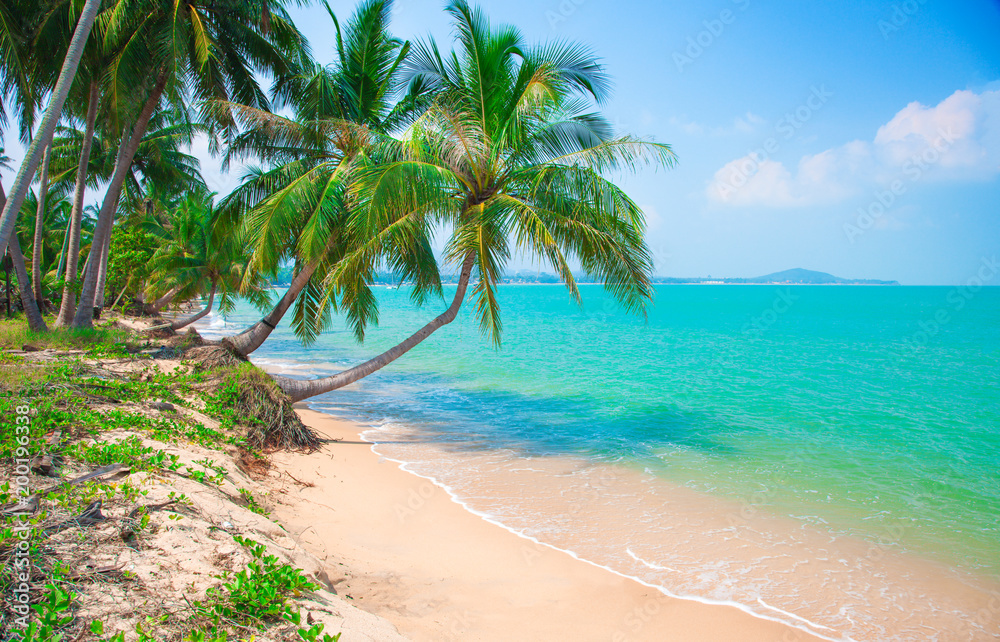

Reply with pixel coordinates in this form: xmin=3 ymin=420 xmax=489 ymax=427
xmin=268 ymin=408 xmax=824 ymax=641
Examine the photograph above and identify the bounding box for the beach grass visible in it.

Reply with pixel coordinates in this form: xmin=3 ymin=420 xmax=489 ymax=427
xmin=0 ymin=321 xmax=337 ymax=641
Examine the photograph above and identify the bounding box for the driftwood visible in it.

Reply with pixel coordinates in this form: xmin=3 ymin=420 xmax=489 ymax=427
xmin=43 ymin=500 xmax=108 ymax=536
xmin=30 ymin=430 xmax=63 ymax=477
xmin=0 ymin=464 xmax=132 ymax=516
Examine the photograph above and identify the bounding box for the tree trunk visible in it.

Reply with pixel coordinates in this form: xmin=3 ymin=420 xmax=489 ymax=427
xmin=148 ymin=286 xmax=180 ymax=314
xmin=54 ymin=216 xmax=71 ymax=287
xmin=224 ymin=257 xmax=322 ymax=356
xmin=0 ymin=0 xmax=102 ymax=259
xmin=56 ymin=80 xmax=100 ymax=326
xmin=0 ymin=184 xmax=47 ymax=331
xmin=71 ymin=69 xmax=169 ymax=329
xmin=170 ymin=284 xmax=216 ymax=330
xmin=94 ymin=225 xmax=112 ymax=309
xmin=8 ymin=235 xmax=48 ymax=332
xmin=272 ymin=254 xmax=475 ymax=402
xmin=32 ymin=145 xmax=51 ymax=307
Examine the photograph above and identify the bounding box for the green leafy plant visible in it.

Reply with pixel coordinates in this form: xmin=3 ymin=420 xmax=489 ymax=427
xmin=22 ymin=584 xmax=74 ymax=642
xmin=238 ymin=488 xmax=269 ymax=516
xmin=195 ymin=536 xmax=319 ymax=626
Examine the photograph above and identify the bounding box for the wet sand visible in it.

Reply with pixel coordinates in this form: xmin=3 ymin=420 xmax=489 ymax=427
xmin=268 ymin=408 xmax=827 ymax=641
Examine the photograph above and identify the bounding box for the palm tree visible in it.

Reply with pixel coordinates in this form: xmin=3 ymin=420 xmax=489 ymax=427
xmin=0 ymin=183 xmax=46 ymax=331
xmin=270 ymin=1 xmax=676 ymax=402
xmin=29 ymin=0 xmax=121 ymax=326
xmin=145 ymin=189 xmax=271 ymax=330
xmin=47 ymin=105 xmax=206 ymax=319
xmin=0 ymin=0 xmax=101 ymax=265
xmin=217 ymin=0 xmax=429 ymax=357
xmin=70 ymin=0 xmax=308 ymax=328
xmin=17 ymin=184 xmax=73 ymax=301
xmin=31 ymin=144 xmax=50 ymax=306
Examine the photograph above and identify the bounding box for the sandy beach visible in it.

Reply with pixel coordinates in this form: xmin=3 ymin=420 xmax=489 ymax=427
xmin=268 ymin=408 xmax=824 ymax=641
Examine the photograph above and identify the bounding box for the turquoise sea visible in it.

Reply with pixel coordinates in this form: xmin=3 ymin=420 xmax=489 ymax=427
xmin=197 ymin=284 xmax=1000 ymax=640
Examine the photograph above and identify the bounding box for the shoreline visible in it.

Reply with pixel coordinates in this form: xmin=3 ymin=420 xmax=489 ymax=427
xmin=271 ymin=407 xmax=825 ymax=641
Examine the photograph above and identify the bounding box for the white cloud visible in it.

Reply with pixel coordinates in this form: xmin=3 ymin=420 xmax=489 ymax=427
xmin=707 ymin=88 xmax=1000 ymax=208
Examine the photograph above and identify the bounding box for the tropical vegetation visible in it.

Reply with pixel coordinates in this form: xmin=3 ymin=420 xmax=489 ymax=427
xmin=0 ymin=0 xmax=674 ymax=401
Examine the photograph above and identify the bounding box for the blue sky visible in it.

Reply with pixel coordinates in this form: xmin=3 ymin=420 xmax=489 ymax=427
xmin=5 ymin=0 xmax=1000 ymax=284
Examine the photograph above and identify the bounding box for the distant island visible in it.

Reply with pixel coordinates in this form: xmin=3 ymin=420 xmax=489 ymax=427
xmin=271 ymin=267 xmax=898 ymax=287
xmin=651 ymin=268 xmax=900 ymax=286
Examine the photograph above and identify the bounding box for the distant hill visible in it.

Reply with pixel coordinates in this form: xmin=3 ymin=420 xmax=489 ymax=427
xmin=745 ymin=268 xmax=898 ymax=285
xmin=651 ymin=268 xmax=898 ymax=285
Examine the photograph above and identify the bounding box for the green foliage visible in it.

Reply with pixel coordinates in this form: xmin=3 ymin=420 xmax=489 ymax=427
xmin=64 ymin=435 xmax=155 ymax=470
xmin=21 ymin=584 xmax=73 ymax=642
xmin=195 ymin=535 xmax=319 ymax=625
xmin=106 ymin=225 xmax=159 ymax=305
xmin=0 ymin=319 xmax=135 ymax=352
xmin=238 ymin=488 xmax=269 ymax=516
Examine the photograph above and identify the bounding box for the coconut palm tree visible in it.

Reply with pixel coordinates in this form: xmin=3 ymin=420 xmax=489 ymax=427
xmin=70 ymin=0 xmax=308 ymax=328
xmin=17 ymin=185 xmax=72 ymax=302
xmin=146 ymin=189 xmax=271 ymax=330
xmin=0 ymin=0 xmax=101 ymax=264
xmin=270 ymin=0 xmax=676 ymax=402
xmin=27 ymin=0 xmax=123 ymax=326
xmin=216 ymin=0 xmax=429 ymax=357
xmin=0 ymin=183 xmax=46 ymax=331
xmin=47 ymin=105 xmax=206 ymax=319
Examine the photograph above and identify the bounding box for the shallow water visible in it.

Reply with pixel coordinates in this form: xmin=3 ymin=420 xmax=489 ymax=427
xmin=196 ymin=284 xmax=1000 ymax=640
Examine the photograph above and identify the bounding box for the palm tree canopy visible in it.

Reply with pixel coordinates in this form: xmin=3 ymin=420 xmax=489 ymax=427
xmin=146 ymin=188 xmax=272 ymax=316
xmin=329 ymin=0 xmax=677 ymax=346
xmin=217 ymin=0 xmax=438 ymax=345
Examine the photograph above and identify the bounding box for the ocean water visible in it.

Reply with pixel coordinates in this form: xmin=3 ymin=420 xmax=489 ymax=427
xmin=196 ymin=284 xmax=1000 ymax=640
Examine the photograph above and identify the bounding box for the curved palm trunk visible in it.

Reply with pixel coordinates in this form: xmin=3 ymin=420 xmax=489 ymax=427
xmin=0 ymin=185 xmax=46 ymax=331
xmin=94 ymin=228 xmax=112 ymax=309
xmin=149 ymin=286 xmax=181 ymax=314
xmin=71 ymin=69 xmax=169 ymax=329
xmin=8 ymin=236 xmax=48 ymax=332
xmin=0 ymin=0 xmax=101 ymax=259
xmin=54 ymin=217 xmax=71 ymax=285
xmin=56 ymin=80 xmax=100 ymax=326
xmin=273 ymin=254 xmax=475 ymax=403
xmin=225 ymin=257 xmax=321 ymax=356
xmin=170 ymin=285 xmax=216 ymax=330
xmin=32 ymin=145 xmax=51 ymax=307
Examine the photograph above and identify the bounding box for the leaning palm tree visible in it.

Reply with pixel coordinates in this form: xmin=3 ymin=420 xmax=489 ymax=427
xmin=216 ymin=0 xmax=429 ymax=357
xmin=146 ymin=190 xmax=271 ymax=331
xmin=0 ymin=183 xmax=46 ymax=331
xmin=0 ymin=0 xmax=101 ymax=264
xmin=270 ymin=1 xmax=676 ymax=402
xmin=48 ymin=106 xmax=207 ymax=319
xmin=70 ymin=0 xmax=308 ymax=328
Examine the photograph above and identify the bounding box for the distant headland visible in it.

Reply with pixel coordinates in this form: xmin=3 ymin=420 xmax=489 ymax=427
xmin=651 ymin=268 xmax=900 ymax=286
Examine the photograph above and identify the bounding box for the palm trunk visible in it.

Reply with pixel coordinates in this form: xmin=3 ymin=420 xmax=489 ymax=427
xmin=94 ymin=226 xmax=112 ymax=309
xmin=32 ymin=145 xmax=51 ymax=307
xmin=71 ymin=69 xmax=169 ymax=329
xmin=56 ymin=80 xmax=100 ymax=326
xmin=8 ymin=235 xmax=48 ymax=332
xmin=148 ymin=286 xmax=180 ymax=314
xmin=170 ymin=285 xmax=216 ymax=330
xmin=54 ymin=217 xmax=71 ymax=286
xmin=272 ymin=254 xmax=475 ymax=402
xmin=0 ymin=184 xmax=46 ymax=331
xmin=224 ymin=257 xmax=322 ymax=356
xmin=0 ymin=0 xmax=101 ymax=259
